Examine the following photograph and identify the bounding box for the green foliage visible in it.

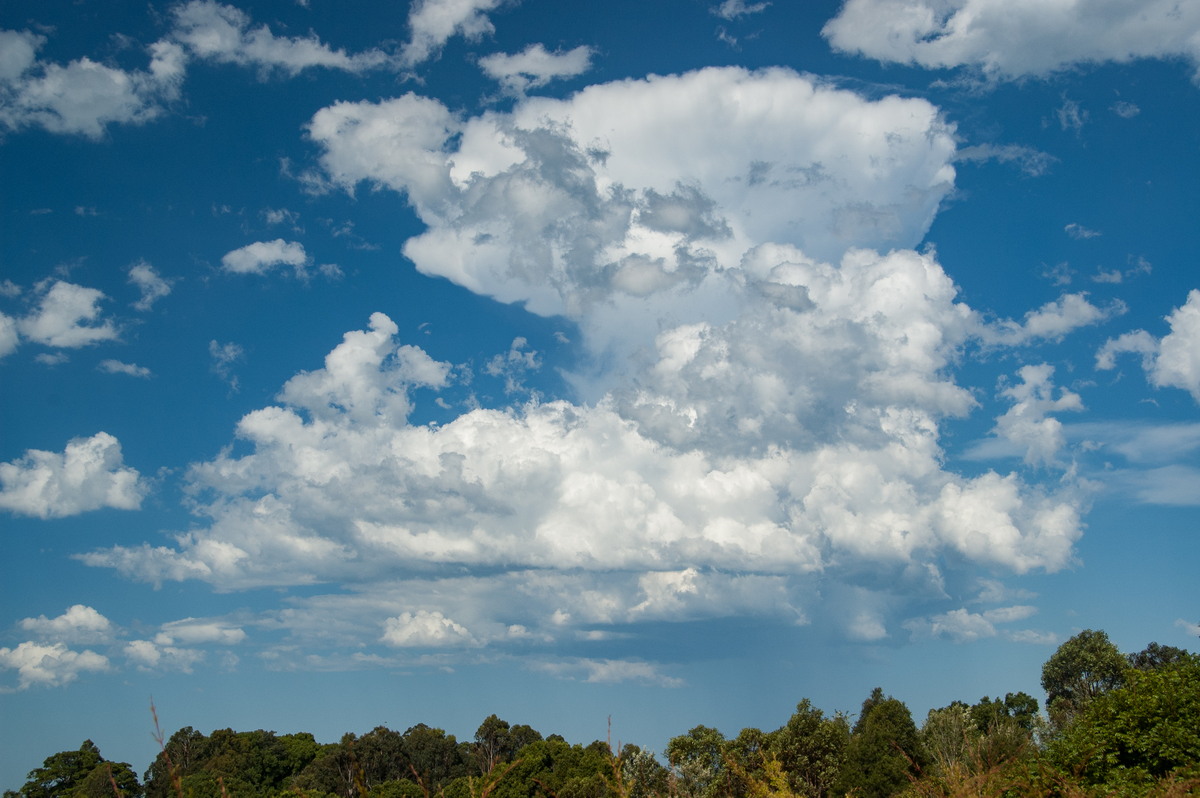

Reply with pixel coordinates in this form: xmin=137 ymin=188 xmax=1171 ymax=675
xmin=17 ymin=630 xmax=1199 ymax=798
xmin=1047 ymin=655 xmax=1200 ymax=792
xmin=764 ymin=700 xmax=848 ymax=798
xmin=1040 ymin=629 xmax=1129 ymax=730
xmin=13 ymin=740 xmax=141 ymax=798
xmin=666 ymin=726 xmax=728 ymax=798
xmin=835 ymin=688 xmax=923 ymax=798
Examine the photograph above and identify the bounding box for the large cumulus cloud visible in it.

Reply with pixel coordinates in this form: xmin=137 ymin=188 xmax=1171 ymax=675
xmin=82 ymin=68 xmax=1088 ymax=668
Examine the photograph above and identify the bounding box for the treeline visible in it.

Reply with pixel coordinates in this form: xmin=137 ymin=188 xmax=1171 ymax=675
xmin=7 ymin=630 xmax=1198 ymax=798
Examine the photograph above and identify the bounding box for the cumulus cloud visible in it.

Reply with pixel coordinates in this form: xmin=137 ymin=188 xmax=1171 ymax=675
xmin=0 ymin=641 xmax=109 ymax=689
xmin=822 ymin=0 xmax=1200 ymax=82
xmin=0 ymin=29 xmax=184 ymax=138
xmin=1097 ymin=290 xmax=1200 ymax=402
xmin=81 ymin=69 xmax=1090 ymax=660
xmin=984 ymin=293 xmax=1123 ymax=346
xmin=221 ymin=239 xmax=310 ymax=277
xmin=904 ymin=605 xmax=1038 ymax=643
xmin=128 ymin=261 xmax=173 ymax=311
xmin=309 ymin=66 xmax=957 ymax=347
xmin=381 ymin=610 xmax=477 ymax=647
xmin=402 ymin=0 xmax=504 ymax=67
xmin=0 ymin=432 xmax=147 ymax=519
xmin=124 ymin=639 xmax=205 ymax=672
xmin=991 ymin=365 xmax=1083 ymax=466
xmin=171 ymin=1 xmax=390 ymax=76
xmin=478 ymin=44 xmax=593 ymax=95
xmin=17 ymin=280 xmax=119 ymax=349
xmin=19 ymin=605 xmax=114 ymax=645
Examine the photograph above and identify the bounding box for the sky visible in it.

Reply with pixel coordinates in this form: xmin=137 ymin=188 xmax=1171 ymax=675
xmin=2 ymin=0 xmax=1200 ymax=787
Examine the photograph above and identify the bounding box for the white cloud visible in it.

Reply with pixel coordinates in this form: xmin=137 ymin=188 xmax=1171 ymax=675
xmin=905 ymin=604 xmax=1037 ymax=643
xmin=1111 ymin=100 xmax=1140 ymax=119
xmin=17 ymin=280 xmax=119 ymax=349
xmin=171 ymin=1 xmax=390 ymax=75
xmin=402 ymin=0 xmax=504 ymax=67
xmin=985 ymin=293 xmax=1123 ymax=346
xmin=124 ymin=639 xmax=205 ymax=672
xmin=1176 ymin=618 xmax=1200 ymax=637
xmin=381 ymin=610 xmax=477 ymax=647
xmin=309 ymin=66 xmax=957 ymax=338
xmin=0 ymin=641 xmax=108 ymax=689
xmin=0 ymin=30 xmax=184 ymax=138
xmin=532 ymin=658 xmax=684 ymax=687
xmin=822 ymin=0 xmax=1200 ymax=82
xmin=955 ymin=144 xmax=1056 ymax=177
xmin=209 ymin=339 xmax=244 ymax=388
xmin=19 ymin=605 xmax=114 ymax=645
xmin=221 ymin=239 xmax=309 ymax=277
xmin=0 ymin=432 xmax=147 ymax=519
xmin=712 ymin=0 xmax=770 ymax=20
xmin=1065 ymin=223 xmax=1101 ymax=240
xmin=478 ymin=44 xmax=593 ymax=95
xmin=99 ymin=359 xmax=152 ymax=378
xmin=0 ymin=312 xmax=17 ymax=358
xmin=1097 ymin=290 xmax=1200 ymax=402
xmin=155 ymin=618 xmax=247 ymax=646
xmin=484 ymin=336 xmax=541 ymax=394
xmin=81 ymin=69 xmax=1091 ymax=656
xmin=128 ymin=261 xmax=173 ymax=311
xmin=991 ymin=364 xmax=1083 ymax=466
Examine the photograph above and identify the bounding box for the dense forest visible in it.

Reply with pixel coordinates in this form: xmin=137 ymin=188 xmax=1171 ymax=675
xmin=8 ymin=630 xmax=1198 ymax=798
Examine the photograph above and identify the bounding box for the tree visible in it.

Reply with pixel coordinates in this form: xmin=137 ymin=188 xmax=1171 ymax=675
xmin=474 ymin=716 xmax=513 ymax=775
xmin=1040 ymin=629 xmax=1128 ymax=729
xmin=834 ymin=688 xmax=923 ymax=798
xmin=1048 ymin=654 xmax=1200 ymax=791
xmin=666 ymin=725 xmax=727 ymax=798
xmin=1127 ymin=641 xmax=1192 ymax=671
xmin=13 ymin=741 xmax=141 ymax=798
xmin=766 ymin=700 xmax=849 ymax=797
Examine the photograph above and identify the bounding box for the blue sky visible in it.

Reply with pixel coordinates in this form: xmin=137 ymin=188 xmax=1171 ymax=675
xmin=2 ymin=0 xmax=1199 ymax=786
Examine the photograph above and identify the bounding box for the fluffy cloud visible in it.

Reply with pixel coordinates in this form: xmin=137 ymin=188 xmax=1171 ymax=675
xmin=309 ymin=66 xmax=958 ymax=363
xmin=221 ymin=239 xmax=310 ymax=277
xmin=128 ymin=261 xmax=173 ymax=311
xmin=904 ymin=605 xmax=1039 ymax=643
xmin=17 ymin=280 xmax=118 ymax=349
xmin=0 ymin=432 xmax=147 ymax=519
xmin=984 ymin=293 xmax=1123 ymax=346
xmin=1097 ymin=290 xmax=1200 ymax=401
xmin=381 ymin=610 xmax=477 ymax=647
xmin=83 ymin=69 xmax=1088 ymax=659
xmin=124 ymin=640 xmax=205 ymax=672
xmin=822 ymin=0 xmax=1200 ymax=82
xmin=0 ymin=641 xmax=109 ymax=689
xmin=0 ymin=29 xmax=183 ymax=137
xmin=991 ymin=365 xmax=1083 ymax=466
xmin=478 ymin=44 xmax=594 ymax=95
xmin=84 ymin=304 xmax=1081 ymax=639
xmin=171 ymin=1 xmax=390 ymax=75
xmin=19 ymin=605 xmax=114 ymax=645
xmin=402 ymin=0 xmax=504 ymax=66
